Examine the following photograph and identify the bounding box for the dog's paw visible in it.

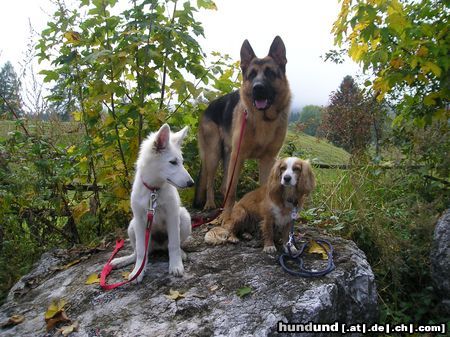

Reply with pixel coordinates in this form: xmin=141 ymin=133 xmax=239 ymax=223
xmin=204 ymin=227 xmax=229 ymax=245
xmin=128 ymin=268 xmax=145 ymax=283
xmin=169 ymin=262 xmax=184 ymax=277
xmin=203 ymin=201 xmax=217 ymax=211
xmin=227 ymin=234 xmax=240 ymax=243
xmin=110 ymin=258 xmax=119 ymax=268
xmin=263 ymin=245 xmax=277 ymax=254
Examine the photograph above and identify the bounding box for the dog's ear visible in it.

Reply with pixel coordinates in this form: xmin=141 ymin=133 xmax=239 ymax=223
xmin=240 ymin=39 xmax=256 ymax=75
xmin=172 ymin=126 xmax=189 ymax=147
xmin=267 ymin=159 xmax=283 ymax=202
xmin=297 ymin=160 xmax=315 ymax=195
xmin=154 ymin=123 xmax=170 ymax=152
xmin=268 ymin=36 xmax=287 ymax=72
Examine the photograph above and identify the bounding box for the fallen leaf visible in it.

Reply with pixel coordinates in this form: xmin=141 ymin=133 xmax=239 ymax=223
xmin=121 ymin=271 xmax=130 ymax=280
xmin=45 ymin=299 xmax=66 ymax=320
xmin=59 ymin=321 xmax=79 ymax=336
xmin=236 ymin=286 xmax=252 ymax=298
xmin=85 ymin=273 xmax=100 ymax=285
xmin=209 ymin=285 xmax=219 ymax=292
xmin=0 ymin=314 xmax=25 ymax=328
xmin=165 ymin=289 xmax=186 ymax=301
xmin=45 ymin=299 xmax=70 ymax=331
xmin=62 ymin=259 xmax=82 ymax=269
xmin=46 ymin=311 xmax=70 ymax=332
xmin=307 ymin=240 xmax=329 ymax=260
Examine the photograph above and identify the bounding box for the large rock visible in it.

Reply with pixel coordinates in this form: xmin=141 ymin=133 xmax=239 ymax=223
xmin=0 ymin=225 xmax=378 ymax=337
xmin=430 ymin=209 xmax=450 ymax=314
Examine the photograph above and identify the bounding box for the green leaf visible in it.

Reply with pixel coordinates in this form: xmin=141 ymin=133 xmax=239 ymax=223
xmin=197 ymin=0 xmax=217 ymax=10
xmin=236 ymin=286 xmax=252 ymax=298
xmin=39 ymin=70 xmax=59 ymax=82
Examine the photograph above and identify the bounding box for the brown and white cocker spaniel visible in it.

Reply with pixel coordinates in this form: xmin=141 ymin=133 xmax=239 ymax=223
xmin=205 ymin=157 xmax=315 ymax=253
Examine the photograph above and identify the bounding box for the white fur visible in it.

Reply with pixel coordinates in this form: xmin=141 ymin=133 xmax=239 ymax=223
xmin=280 ymin=157 xmax=299 ymax=186
xmin=110 ymin=124 xmax=194 ymax=282
xmin=269 ymin=201 xmax=292 ymax=227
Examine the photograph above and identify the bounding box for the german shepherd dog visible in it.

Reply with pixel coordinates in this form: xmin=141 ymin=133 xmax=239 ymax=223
xmin=194 ymin=36 xmax=291 ymax=226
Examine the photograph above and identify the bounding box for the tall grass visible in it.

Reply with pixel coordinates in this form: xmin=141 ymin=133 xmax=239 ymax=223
xmin=309 ymin=163 xmax=448 ymax=324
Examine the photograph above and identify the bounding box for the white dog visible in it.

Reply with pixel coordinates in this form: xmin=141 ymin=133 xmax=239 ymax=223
xmin=110 ymin=124 xmax=194 ymax=282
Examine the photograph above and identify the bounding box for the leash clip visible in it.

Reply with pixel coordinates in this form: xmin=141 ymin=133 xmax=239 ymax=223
xmin=291 ymin=207 xmax=299 ymax=220
xmin=287 ymin=232 xmax=295 ymax=247
xmin=148 ymin=192 xmax=158 ymax=213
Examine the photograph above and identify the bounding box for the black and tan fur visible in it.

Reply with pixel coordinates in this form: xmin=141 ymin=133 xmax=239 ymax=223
xmin=194 ymin=36 xmax=292 ymax=226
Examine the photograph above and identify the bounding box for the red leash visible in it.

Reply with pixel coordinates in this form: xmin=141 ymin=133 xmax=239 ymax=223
xmin=191 ymin=109 xmax=248 ymax=228
xmin=100 ymin=188 xmax=157 ymax=290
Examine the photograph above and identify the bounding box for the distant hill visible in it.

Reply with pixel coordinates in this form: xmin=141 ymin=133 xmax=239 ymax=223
xmin=281 ymin=129 xmax=350 ymax=165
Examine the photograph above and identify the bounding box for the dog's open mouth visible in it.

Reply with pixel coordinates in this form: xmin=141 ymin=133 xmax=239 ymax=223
xmin=254 ymin=99 xmax=271 ymax=110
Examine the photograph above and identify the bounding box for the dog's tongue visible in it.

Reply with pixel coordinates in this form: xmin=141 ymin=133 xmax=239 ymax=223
xmin=254 ymin=99 xmax=268 ymax=110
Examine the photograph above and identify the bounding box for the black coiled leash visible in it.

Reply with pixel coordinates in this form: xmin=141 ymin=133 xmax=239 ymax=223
xmin=279 ymin=208 xmax=335 ymax=277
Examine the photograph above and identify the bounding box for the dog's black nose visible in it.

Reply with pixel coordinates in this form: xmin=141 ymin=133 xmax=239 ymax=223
xmin=187 ymin=180 xmax=194 ymax=188
xmin=252 ymin=83 xmax=266 ymax=98
xmin=283 ymin=175 xmax=292 ymax=183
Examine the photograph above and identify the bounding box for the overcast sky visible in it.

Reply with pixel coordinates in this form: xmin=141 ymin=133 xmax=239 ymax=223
xmin=0 ymin=0 xmax=361 ymax=110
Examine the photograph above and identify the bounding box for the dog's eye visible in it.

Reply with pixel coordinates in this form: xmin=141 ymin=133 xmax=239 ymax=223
xmin=248 ymin=69 xmax=257 ymax=80
xmin=293 ymin=166 xmax=302 ymax=172
xmin=280 ymin=166 xmax=286 ymax=172
xmin=265 ymin=68 xmax=276 ymax=79
xmin=169 ymin=159 xmax=178 ymax=165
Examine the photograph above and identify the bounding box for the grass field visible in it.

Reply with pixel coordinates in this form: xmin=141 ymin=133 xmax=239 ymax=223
xmin=282 ymin=129 xmax=350 ymax=165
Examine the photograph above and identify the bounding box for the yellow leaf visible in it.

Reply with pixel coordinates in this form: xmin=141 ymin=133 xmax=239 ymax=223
xmin=93 ymin=136 xmax=102 ymax=146
xmin=373 ymin=77 xmax=390 ymax=94
xmin=390 ymin=58 xmax=403 ymax=69
xmin=62 ymin=259 xmax=82 ymax=270
xmin=72 ymin=201 xmax=89 ymax=223
xmin=45 ymin=311 xmax=70 ymax=332
xmin=67 ymin=145 xmax=76 ymax=155
xmin=307 ymin=240 xmax=329 ymax=260
xmin=113 ymin=186 xmax=129 ymax=199
xmin=422 ymin=61 xmax=442 ymax=77
xmin=85 ymin=273 xmax=100 ymax=285
xmin=388 ymin=0 xmax=404 ymax=14
xmin=72 ymin=111 xmax=82 ymax=122
xmin=64 ymin=31 xmax=81 ymax=44
xmin=87 ymin=108 xmax=98 ymax=118
xmin=121 ymin=271 xmax=130 ymax=280
xmin=349 ymin=42 xmax=368 ymax=61
xmin=166 ymin=289 xmax=186 ymax=301
xmin=416 ymin=45 xmax=428 ymax=57
xmin=104 ymin=115 xmax=115 ymax=127
xmin=45 ymin=299 xmax=66 ymax=320
xmin=118 ymin=200 xmax=130 ymax=213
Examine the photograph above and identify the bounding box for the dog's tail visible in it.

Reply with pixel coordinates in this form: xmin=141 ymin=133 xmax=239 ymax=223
xmin=204 ymin=226 xmax=230 ymax=245
xmin=110 ymin=253 xmax=136 ymax=269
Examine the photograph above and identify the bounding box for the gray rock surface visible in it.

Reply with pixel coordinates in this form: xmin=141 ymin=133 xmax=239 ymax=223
xmin=0 ymin=225 xmax=378 ymax=337
xmin=430 ymin=209 xmax=450 ymax=314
